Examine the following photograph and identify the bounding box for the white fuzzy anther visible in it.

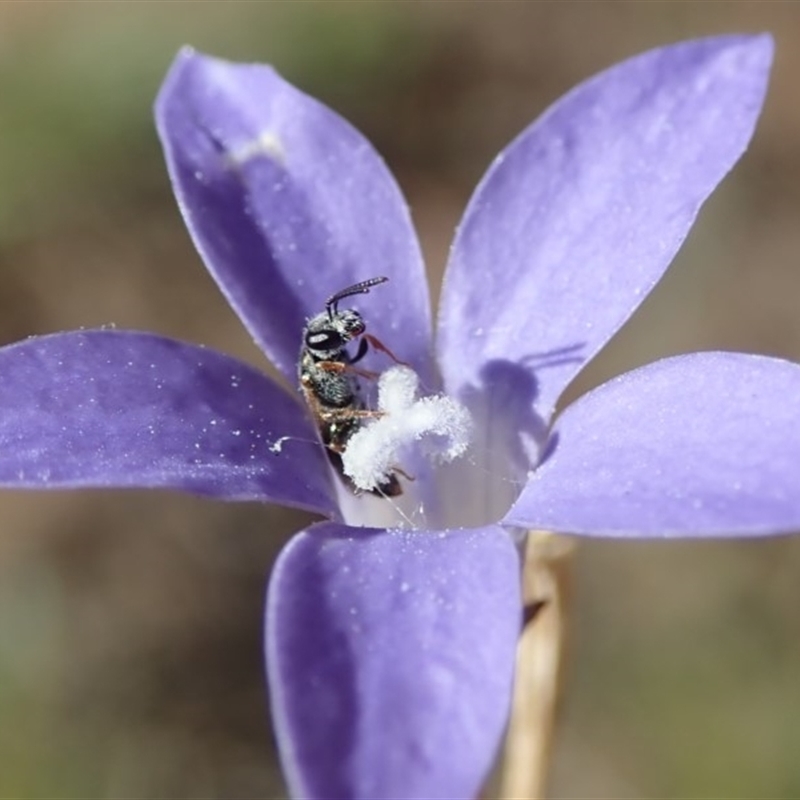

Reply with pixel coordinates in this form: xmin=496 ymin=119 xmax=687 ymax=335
xmin=341 ymin=366 xmax=473 ymax=493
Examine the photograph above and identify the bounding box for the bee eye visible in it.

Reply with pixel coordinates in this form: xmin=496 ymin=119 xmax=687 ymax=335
xmin=306 ymin=330 xmax=342 ymax=351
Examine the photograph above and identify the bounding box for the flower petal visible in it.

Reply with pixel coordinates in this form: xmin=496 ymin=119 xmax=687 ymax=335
xmin=266 ymin=522 xmax=521 ymax=799
xmin=438 ymin=35 xmax=773 ymax=424
xmin=0 ymin=330 xmax=336 ymax=514
xmin=156 ymin=48 xmax=433 ymax=385
xmin=504 ymin=352 xmax=800 ymax=537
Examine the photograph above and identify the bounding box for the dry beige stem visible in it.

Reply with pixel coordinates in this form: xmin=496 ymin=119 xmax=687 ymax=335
xmin=498 ymin=531 xmax=576 ymax=800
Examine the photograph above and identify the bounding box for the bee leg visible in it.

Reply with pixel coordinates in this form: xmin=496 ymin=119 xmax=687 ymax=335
xmin=392 ymin=465 xmax=415 ymax=482
xmin=349 ymin=336 xmax=370 ymax=365
xmin=320 ymin=407 xmax=386 ymax=433
xmin=375 ymin=472 xmax=404 ymax=497
xmin=370 ymin=465 xmax=415 ymax=498
xmin=363 ymin=333 xmax=408 ymax=366
xmin=318 ymin=360 xmax=380 ymax=381
xmin=347 ymin=408 xmax=385 ymax=419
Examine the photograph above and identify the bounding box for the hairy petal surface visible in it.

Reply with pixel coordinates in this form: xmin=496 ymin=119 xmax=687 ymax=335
xmin=156 ymin=49 xmax=433 ymax=385
xmin=439 ymin=35 xmax=773 ymax=424
xmin=0 ymin=331 xmax=335 ymax=514
xmin=505 ymin=352 xmax=800 ymax=536
xmin=267 ymin=522 xmax=521 ymax=800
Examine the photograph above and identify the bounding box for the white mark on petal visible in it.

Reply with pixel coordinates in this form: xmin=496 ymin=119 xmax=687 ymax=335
xmin=226 ymin=131 xmax=286 ymax=169
xmin=268 ymin=435 xmax=292 ymax=454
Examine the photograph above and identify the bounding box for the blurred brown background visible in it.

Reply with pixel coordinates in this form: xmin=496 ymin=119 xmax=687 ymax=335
xmin=1 ymin=2 xmax=799 ymax=798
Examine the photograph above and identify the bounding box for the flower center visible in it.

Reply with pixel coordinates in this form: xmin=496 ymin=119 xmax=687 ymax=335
xmin=333 ymin=365 xmax=535 ymax=531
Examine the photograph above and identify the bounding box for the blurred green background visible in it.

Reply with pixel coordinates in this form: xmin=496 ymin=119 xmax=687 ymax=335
xmin=1 ymin=2 xmax=799 ymax=797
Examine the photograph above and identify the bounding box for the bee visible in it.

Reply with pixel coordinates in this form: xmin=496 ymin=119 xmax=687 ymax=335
xmin=299 ymin=276 xmax=404 ymax=497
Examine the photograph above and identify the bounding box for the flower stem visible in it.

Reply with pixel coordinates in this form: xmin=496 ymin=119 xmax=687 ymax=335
xmin=498 ymin=531 xmax=575 ymax=800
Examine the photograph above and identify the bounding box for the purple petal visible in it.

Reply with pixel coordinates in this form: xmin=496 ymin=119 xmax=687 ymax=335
xmin=156 ymin=49 xmax=433 ymax=385
xmin=0 ymin=330 xmax=336 ymax=514
xmin=438 ymin=35 xmax=773 ymax=424
xmin=504 ymin=352 xmax=800 ymax=537
xmin=266 ymin=522 xmax=521 ymax=799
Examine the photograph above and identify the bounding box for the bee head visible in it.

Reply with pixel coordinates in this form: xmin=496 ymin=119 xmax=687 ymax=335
xmin=301 ymin=277 xmax=388 ymax=358
xmin=304 ymin=309 xmax=365 ymax=357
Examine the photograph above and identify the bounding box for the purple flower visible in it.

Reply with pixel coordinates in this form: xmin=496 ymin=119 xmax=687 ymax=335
xmin=0 ymin=32 xmax=797 ymax=800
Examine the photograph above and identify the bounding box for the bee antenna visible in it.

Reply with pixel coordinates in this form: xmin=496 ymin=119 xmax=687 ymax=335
xmin=326 ymin=276 xmax=389 ymax=318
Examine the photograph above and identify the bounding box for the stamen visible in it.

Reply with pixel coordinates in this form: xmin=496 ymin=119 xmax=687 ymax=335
xmin=341 ymin=366 xmax=473 ymax=494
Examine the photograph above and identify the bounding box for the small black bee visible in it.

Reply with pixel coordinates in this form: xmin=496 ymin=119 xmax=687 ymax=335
xmin=299 ymin=276 xmax=404 ymax=497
